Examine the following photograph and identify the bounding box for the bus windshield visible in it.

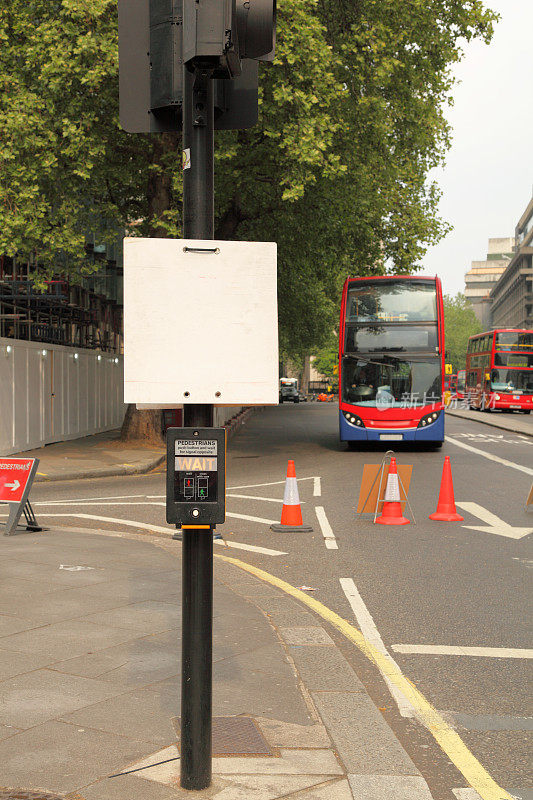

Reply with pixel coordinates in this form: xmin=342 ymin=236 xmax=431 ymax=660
xmin=346 ymin=281 xmax=437 ymax=323
xmin=490 ymin=369 xmax=533 ymax=394
xmin=342 ymin=356 xmax=441 ymax=407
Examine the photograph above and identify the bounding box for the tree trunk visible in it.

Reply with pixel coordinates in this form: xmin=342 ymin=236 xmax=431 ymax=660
xmin=121 ymin=404 xmax=165 ymax=445
xmin=301 ymin=355 xmax=311 ymax=394
xmin=121 ymin=135 xmax=181 ymax=443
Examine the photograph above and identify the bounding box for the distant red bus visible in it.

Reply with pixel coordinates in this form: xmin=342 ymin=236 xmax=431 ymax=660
xmin=339 ymin=275 xmax=445 ymax=445
xmin=465 ymin=329 xmax=533 ymax=413
xmin=456 ymin=369 xmax=466 ymax=400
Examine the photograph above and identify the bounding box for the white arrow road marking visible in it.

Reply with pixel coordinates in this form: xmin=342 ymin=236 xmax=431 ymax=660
xmin=5 ymin=480 xmax=20 ymax=492
xmin=456 ymin=502 xmax=533 ymax=540
xmin=392 ymin=644 xmax=533 ymax=658
xmin=37 ymin=513 xmax=284 ymax=555
xmin=446 ymin=436 xmax=533 ymax=476
xmin=339 ymin=578 xmax=415 ymax=718
xmin=314 ymin=477 xmax=321 ymax=497
xmin=315 ymin=506 xmax=338 ymax=550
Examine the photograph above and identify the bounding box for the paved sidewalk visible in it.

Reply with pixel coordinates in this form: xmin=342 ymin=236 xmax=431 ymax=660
xmin=0 ymin=526 xmax=433 ymax=800
xmin=7 ymin=408 xmax=259 ymax=483
xmin=445 ymin=407 xmax=533 ymax=436
xmin=9 ymin=430 xmax=165 ymax=483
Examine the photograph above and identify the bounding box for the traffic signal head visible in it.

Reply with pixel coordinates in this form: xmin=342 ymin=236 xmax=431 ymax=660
xmin=118 ymin=0 xmax=276 ymax=132
xmin=236 ymin=0 xmax=276 ymax=61
xmin=183 ymin=0 xmax=275 ymax=76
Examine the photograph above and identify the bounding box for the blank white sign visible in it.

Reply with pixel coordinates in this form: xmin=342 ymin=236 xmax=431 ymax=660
xmin=124 ymin=238 xmax=278 ymax=405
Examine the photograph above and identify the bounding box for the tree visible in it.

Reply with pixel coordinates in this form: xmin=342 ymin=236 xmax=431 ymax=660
xmin=313 ymin=339 xmax=338 ymax=383
xmin=444 ymin=293 xmax=482 ymax=371
xmin=0 ymin=0 xmax=497 ymax=433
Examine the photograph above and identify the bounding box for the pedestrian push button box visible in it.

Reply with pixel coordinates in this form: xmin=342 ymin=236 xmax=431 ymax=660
xmin=166 ymin=428 xmax=226 ymax=526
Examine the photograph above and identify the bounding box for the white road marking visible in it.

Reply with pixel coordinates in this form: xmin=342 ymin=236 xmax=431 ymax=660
xmin=315 ymin=506 xmax=338 ymax=550
xmin=314 ymin=477 xmax=321 ymax=497
xmin=227 ymin=477 xmax=316 ymax=490
xmin=225 ymin=512 xmax=278 ymax=525
xmin=456 ymin=502 xmax=533 ymax=540
xmin=392 ymin=644 xmax=533 ymax=659
xmin=445 ymin=436 xmax=533 ymax=476
xmin=35 ymin=501 xmax=164 ymax=507
xmin=226 ymin=494 xmax=285 ymax=503
xmin=38 ymin=513 xmax=174 ymax=535
xmin=339 ymin=578 xmax=415 ymax=718
xmin=215 ymin=540 xmax=286 ymax=556
xmin=37 ymin=512 xmax=284 ymax=555
xmin=34 ymin=494 xmax=147 ymax=505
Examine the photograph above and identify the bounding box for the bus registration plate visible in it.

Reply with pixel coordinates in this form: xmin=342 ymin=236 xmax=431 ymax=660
xmin=380 ymin=434 xmax=403 ymax=441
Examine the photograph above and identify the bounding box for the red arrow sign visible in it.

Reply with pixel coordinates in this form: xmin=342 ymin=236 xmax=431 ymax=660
xmin=0 ymin=459 xmax=36 ymax=503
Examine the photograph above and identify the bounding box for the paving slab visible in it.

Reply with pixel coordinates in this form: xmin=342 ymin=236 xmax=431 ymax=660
xmin=82 ymin=600 xmax=181 ymax=634
xmin=81 ymin=773 xmax=188 ymax=800
xmin=60 ymin=687 xmax=177 ymax=746
xmin=286 ymin=780 xmax=355 ymax=799
xmin=0 ymin=618 xmax=142 ymax=660
xmin=288 ymin=646 xmax=366 ymax=692
xmin=280 ymin=626 xmax=335 ymax=646
xmin=0 ymin=724 xmax=22 ymax=741
xmin=52 ymin=635 xmax=181 ymax=686
xmin=0 ymin=649 xmax=55 ymax=682
xmin=348 ymin=774 xmax=434 ymax=799
xmin=0 ymin=669 xmax=128 ymax=728
xmin=312 ymin=692 xmax=420 ymax=776
xmin=0 ymin=720 xmax=152 ymax=794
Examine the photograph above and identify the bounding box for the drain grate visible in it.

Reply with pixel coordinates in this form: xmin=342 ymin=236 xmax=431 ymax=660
xmin=173 ymin=716 xmax=274 ymax=757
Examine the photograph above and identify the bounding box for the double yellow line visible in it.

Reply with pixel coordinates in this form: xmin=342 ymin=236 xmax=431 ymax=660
xmin=216 ymin=553 xmax=512 ymax=800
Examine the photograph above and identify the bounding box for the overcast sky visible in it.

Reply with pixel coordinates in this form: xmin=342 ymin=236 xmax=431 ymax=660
xmin=421 ymin=0 xmax=533 ymax=296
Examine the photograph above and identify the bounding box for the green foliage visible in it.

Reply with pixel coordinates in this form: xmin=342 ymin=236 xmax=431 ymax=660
xmin=313 ymin=339 xmax=338 ymax=382
xmin=444 ymin=293 xmax=483 ymax=371
xmin=0 ymin=0 xmax=497 ymax=356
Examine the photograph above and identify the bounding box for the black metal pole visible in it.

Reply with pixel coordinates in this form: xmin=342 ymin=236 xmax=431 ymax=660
xmin=180 ymin=62 xmax=215 ymax=791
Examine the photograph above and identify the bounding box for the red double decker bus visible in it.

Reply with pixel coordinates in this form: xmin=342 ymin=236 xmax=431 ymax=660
xmin=466 ymin=329 xmax=533 ymax=413
xmin=339 ymin=276 xmax=445 ymax=446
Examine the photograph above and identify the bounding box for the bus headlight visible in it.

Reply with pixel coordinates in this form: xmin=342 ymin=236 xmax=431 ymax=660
xmin=494 ymin=394 xmax=500 ymax=400
xmin=417 ymin=410 xmax=442 ymax=428
xmin=343 ymin=411 xmax=365 ymax=428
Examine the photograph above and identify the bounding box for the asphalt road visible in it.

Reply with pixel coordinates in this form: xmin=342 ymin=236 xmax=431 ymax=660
xmin=27 ymin=404 xmax=533 ymax=800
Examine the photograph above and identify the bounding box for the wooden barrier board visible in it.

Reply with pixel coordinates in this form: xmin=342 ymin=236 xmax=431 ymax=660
xmin=357 ymin=464 xmax=413 ymax=514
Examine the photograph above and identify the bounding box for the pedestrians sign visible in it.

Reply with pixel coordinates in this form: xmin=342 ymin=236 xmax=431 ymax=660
xmin=0 ymin=458 xmax=41 ymax=535
xmin=166 ymin=428 xmax=226 ymax=527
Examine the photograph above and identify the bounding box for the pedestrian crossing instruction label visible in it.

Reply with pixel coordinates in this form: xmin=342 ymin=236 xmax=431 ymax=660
xmin=175 ymin=440 xmax=218 ymax=456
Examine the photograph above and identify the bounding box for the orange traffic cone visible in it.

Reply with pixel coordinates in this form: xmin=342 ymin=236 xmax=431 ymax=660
xmin=429 ymin=457 xmax=464 ymax=521
xmin=375 ymin=457 xmax=410 ymax=526
xmin=270 ymin=460 xmax=313 ymax=532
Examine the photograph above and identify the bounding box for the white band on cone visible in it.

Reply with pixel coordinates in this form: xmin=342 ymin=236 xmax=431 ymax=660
xmin=384 ymin=473 xmax=401 ymax=502
xmin=283 ymin=477 xmax=300 ymax=506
